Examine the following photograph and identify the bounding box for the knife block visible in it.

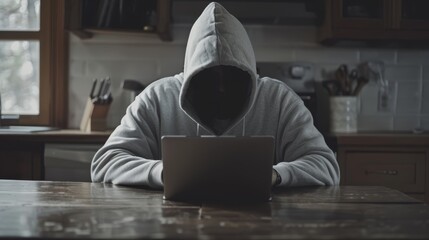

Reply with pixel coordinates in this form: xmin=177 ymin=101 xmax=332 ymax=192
xmin=80 ymin=98 xmax=111 ymax=132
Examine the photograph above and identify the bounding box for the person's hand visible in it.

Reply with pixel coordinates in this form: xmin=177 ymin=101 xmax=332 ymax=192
xmin=271 ymin=169 xmax=280 ymax=187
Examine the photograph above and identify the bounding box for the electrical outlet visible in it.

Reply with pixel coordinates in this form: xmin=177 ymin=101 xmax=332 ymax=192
xmin=377 ymin=82 xmax=397 ymax=113
xmin=378 ymin=89 xmax=390 ymax=111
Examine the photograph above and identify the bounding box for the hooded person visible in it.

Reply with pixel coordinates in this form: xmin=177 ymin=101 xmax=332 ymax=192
xmin=91 ymin=2 xmax=340 ymax=188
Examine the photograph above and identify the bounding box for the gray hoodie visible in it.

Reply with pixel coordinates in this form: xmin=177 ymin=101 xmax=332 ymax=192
xmin=91 ymin=2 xmax=340 ymax=188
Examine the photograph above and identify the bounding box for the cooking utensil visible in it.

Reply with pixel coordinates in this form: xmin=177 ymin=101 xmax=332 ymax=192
xmin=100 ymin=78 xmax=112 ymax=103
xmin=322 ymin=79 xmax=340 ymax=96
xmin=93 ymin=78 xmax=106 ymax=103
xmin=335 ymin=64 xmax=349 ymax=95
xmin=89 ymin=78 xmax=99 ymax=100
xmin=352 ymin=76 xmax=369 ymax=96
xmin=348 ymin=69 xmax=359 ymax=95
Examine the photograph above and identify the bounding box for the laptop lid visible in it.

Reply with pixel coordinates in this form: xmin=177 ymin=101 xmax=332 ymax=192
xmin=162 ymin=136 xmax=275 ymax=202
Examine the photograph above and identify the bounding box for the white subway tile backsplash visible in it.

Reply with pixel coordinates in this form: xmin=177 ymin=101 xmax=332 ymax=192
xmin=71 ymin=43 xmax=185 ymax=61
xmin=247 ymin=26 xmax=318 ymax=47
xmin=384 ymin=65 xmax=421 ymax=82
xmin=68 ymin=76 xmax=91 ymax=129
xmin=69 ymin=61 xmax=87 ymax=77
xmin=106 ymin=91 xmax=130 ymax=128
xmin=393 ymin=116 xmax=420 ymax=131
xmin=314 ymin=63 xmax=358 ymax=82
xmin=68 ymin=59 xmax=159 ymax=129
xmin=421 ymin=116 xmax=429 ymax=132
xmin=294 ymin=48 xmax=359 ymax=64
xmin=314 ymin=64 xmax=338 ymax=82
xmin=422 ymin=81 xmax=429 ymax=114
xmin=157 ymin=59 xmax=185 ymax=77
xmin=423 ymin=66 xmax=429 ymax=81
xmin=87 ymin=60 xmax=158 ymax=82
xmin=358 ymin=83 xmax=382 ymax=115
xmin=106 ymin=112 xmax=127 ymax=129
xmin=67 ymin=27 xmax=429 ymax=131
xmin=397 ymin=50 xmax=429 ymax=64
xmin=358 ymin=115 xmax=393 ymax=131
xmin=254 ymin=47 xmax=295 ymax=62
xmin=396 ymin=81 xmax=422 ymax=115
xmin=68 ymin=75 xmax=130 ymax=129
xmin=359 ymin=50 xmax=396 ymax=64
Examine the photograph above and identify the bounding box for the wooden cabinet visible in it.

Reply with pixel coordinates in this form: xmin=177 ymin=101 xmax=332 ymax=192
xmin=344 ymin=150 xmax=425 ymax=193
xmin=396 ymin=0 xmax=429 ymax=30
xmin=331 ymin=0 xmax=387 ymax=30
xmin=0 ymin=130 xmax=110 ymax=181
xmin=66 ymin=0 xmax=171 ymax=41
xmin=0 ymin=143 xmax=44 ymax=180
xmin=335 ymin=134 xmax=429 ymax=203
xmin=319 ymin=0 xmax=429 ymax=43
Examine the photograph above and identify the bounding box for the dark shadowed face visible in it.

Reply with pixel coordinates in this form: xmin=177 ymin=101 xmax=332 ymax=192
xmin=186 ymin=65 xmax=252 ymax=134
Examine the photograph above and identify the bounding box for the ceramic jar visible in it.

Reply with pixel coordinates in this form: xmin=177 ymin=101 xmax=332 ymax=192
xmin=330 ymin=96 xmax=358 ymax=133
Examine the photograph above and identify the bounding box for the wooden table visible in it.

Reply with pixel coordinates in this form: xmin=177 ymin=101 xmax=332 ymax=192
xmin=0 ymin=180 xmax=428 ymax=239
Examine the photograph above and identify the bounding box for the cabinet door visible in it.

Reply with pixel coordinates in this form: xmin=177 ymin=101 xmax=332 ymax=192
xmin=332 ymin=0 xmax=389 ymax=29
xmin=0 ymin=144 xmax=44 ymax=180
xmin=66 ymin=0 xmax=171 ymax=41
xmin=396 ymin=0 xmax=429 ymax=30
xmin=345 ymin=151 xmax=425 ymax=193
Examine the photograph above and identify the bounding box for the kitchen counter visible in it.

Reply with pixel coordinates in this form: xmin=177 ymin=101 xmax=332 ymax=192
xmin=0 ymin=129 xmax=112 ymax=181
xmin=0 ymin=129 xmax=111 ymax=143
xmin=331 ymin=132 xmax=429 ymax=146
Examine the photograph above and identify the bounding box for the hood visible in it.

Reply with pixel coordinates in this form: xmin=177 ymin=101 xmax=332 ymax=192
xmin=179 ymin=2 xmax=257 ymax=135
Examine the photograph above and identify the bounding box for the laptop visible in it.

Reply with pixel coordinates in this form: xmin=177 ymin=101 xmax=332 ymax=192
xmin=162 ymin=136 xmax=275 ymax=202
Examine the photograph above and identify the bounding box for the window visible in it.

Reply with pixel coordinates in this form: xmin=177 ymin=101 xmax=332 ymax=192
xmin=0 ymin=0 xmax=67 ymax=126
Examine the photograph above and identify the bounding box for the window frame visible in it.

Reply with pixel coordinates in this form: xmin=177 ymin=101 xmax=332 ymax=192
xmin=0 ymin=0 xmax=68 ymax=127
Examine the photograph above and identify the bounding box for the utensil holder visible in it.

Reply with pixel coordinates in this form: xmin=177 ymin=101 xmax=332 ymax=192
xmin=80 ymin=98 xmax=111 ymax=132
xmin=330 ymin=96 xmax=358 ymax=133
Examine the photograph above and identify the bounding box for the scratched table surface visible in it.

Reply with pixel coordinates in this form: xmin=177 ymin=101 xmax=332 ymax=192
xmin=0 ymin=180 xmax=428 ymax=239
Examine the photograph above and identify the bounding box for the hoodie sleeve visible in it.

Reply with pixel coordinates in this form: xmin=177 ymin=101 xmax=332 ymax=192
xmin=91 ymin=92 xmax=164 ymax=189
xmin=273 ymin=97 xmax=340 ymax=187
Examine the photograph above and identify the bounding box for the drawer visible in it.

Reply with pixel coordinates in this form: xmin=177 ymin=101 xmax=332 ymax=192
xmin=345 ymin=152 xmax=426 ymax=193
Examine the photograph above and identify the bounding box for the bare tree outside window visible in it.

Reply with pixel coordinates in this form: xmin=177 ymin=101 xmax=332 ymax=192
xmin=0 ymin=0 xmax=40 ymax=115
xmin=0 ymin=0 xmax=40 ymax=31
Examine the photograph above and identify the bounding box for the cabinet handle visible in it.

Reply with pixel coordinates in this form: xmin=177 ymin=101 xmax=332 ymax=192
xmin=365 ymin=170 xmax=398 ymax=175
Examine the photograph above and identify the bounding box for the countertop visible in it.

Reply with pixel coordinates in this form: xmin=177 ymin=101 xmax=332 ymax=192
xmin=0 ymin=129 xmax=112 ymax=144
xmin=1 ymin=129 xmax=428 ymax=145
xmin=328 ymin=131 xmax=429 ymax=146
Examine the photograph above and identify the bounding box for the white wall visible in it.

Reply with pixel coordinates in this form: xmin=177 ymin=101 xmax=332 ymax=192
xmin=69 ymin=24 xmax=429 ymax=132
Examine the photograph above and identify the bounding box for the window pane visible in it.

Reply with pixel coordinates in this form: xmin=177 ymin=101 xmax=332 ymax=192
xmin=0 ymin=0 xmax=40 ymax=31
xmin=0 ymin=41 xmax=39 ymax=115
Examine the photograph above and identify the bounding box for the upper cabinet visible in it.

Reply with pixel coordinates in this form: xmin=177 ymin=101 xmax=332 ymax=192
xmin=397 ymin=0 xmax=429 ymax=30
xmin=66 ymin=0 xmax=171 ymax=41
xmin=64 ymin=0 xmax=429 ymax=43
xmin=319 ymin=0 xmax=429 ymax=43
